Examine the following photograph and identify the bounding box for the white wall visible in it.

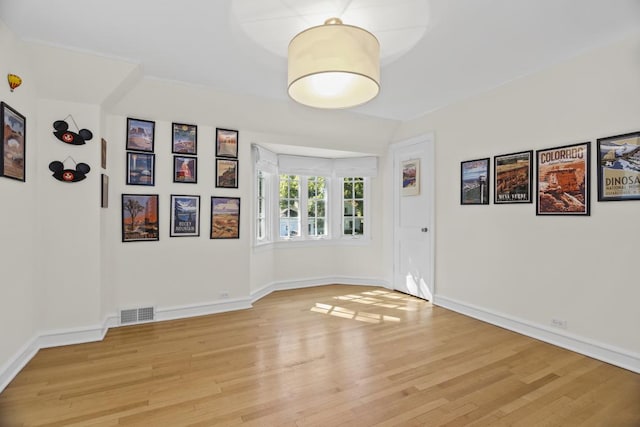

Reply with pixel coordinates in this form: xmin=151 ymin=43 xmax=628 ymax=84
xmin=395 ymin=32 xmax=640 ymax=356
xmin=0 ymin=20 xmax=39 ymax=382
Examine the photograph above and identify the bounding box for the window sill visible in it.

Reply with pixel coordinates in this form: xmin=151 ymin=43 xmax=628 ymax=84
xmin=253 ymin=237 xmax=371 ymax=251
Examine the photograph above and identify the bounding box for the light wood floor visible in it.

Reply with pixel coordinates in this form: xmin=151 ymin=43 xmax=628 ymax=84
xmin=1 ymin=285 xmax=639 ymax=426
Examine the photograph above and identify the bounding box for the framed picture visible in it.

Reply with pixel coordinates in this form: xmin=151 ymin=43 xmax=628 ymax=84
xmin=172 ymin=122 xmax=197 ymax=154
xmin=170 ymin=195 xmax=200 ymax=237
xmin=461 ymin=158 xmax=490 ymax=205
xmin=216 ymin=158 xmax=238 ymax=188
xmin=597 ymin=131 xmax=640 ymax=201
xmin=401 ymin=159 xmax=420 ymax=196
xmin=101 ymin=138 xmax=107 ymax=169
xmin=101 ymin=174 xmax=109 ymax=208
xmin=1 ymin=102 xmax=26 ymax=181
xmin=494 ymin=150 xmax=533 ymax=204
xmin=536 ymin=142 xmax=590 ymax=216
xmin=211 ymin=196 xmax=240 ymax=239
xmin=126 ymin=117 xmax=155 ymax=152
xmin=121 ymin=194 xmax=159 ymax=242
xmin=126 ymin=152 xmax=155 ymax=186
xmin=216 ymin=128 xmax=238 ymax=158
xmin=173 ymin=155 xmax=197 ymax=183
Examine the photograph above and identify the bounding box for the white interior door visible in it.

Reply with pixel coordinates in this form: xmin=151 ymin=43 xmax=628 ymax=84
xmin=392 ymin=135 xmax=434 ymax=300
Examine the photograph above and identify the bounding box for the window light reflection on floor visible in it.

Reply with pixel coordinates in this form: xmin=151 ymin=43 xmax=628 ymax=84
xmin=310 ymin=303 xmax=401 ymax=324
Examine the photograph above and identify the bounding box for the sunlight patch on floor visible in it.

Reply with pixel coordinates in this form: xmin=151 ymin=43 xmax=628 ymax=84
xmin=310 ymin=303 xmax=401 ymax=324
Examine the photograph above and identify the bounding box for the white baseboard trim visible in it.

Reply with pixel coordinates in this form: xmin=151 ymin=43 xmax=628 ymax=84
xmin=0 ymin=335 xmax=39 ymax=393
xmin=434 ymin=295 xmax=640 ymax=374
xmin=250 ymin=276 xmax=390 ymax=303
xmin=156 ymin=297 xmax=253 ymax=322
xmin=38 ymin=324 xmax=108 ymax=349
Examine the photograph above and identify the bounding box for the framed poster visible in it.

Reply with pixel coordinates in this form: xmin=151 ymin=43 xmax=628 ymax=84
xmin=536 ymin=142 xmax=590 ymax=216
xmin=1 ymin=101 xmax=26 ymax=181
xmin=494 ymin=150 xmax=533 ymax=204
xmin=126 ymin=152 xmax=155 ymax=186
xmin=216 ymin=128 xmax=238 ymax=158
xmin=170 ymin=195 xmax=200 ymax=237
xmin=101 ymin=138 xmax=107 ymax=169
xmin=597 ymin=131 xmax=640 ymax=201
xmin=401 ymin=159 xmax=420 ymax=196
xmin=173 ymin=155 xmax=197 ymax=183
xmin=101 ymin=174 xmax=109 ymax=208
xmin=126 ymin=117 xmax=155 ymax=152
xmin=172 ymin=122 xmax=197 ymax=154
xmin=461 ymin=158 xmax=490 ymax=205
xmin=216 ymin=158 xmax=238 ymax=188
xmin=211 ymin=196 xmax=240 ymax=239
xmin=121 ymin=194 xmax=159 ymax=242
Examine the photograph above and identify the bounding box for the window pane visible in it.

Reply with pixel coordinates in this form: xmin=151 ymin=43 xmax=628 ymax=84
xmin=354 ymin=180 xmax=364 ymax=198
xmin=354 ymin=200 xmax=364 ymax=217
xmin=289 ymin=201 xmax=299 ymax=217
xmin=343 ymin=218 xmax=353 ymax=235
xmin=317 ymin=219 xmax=325 ymax=235
xmin=343 ymin=180 xmax=353 ymax=198
xmin=280 ymin=199 xmax=287 ymax=212
xmin=317 ymin=201 xmax=325 ymax=217
xmin=354 ymin=218 xmax=364 ymax=235
xmin=308 ymin=220 xmax=316 ymax=236
xmin=307 ymin=202 xmax=316 ymax=218
xmin=344 ymin=201 xmax=354 ymax=216
xmin=289 ymin=179 xmax=299 ymax=198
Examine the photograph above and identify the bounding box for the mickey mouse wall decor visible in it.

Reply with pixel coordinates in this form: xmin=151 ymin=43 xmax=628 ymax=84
xmin=49 ymin=157 xmax=90 ymax=182
xmin=52 ymin=115 xmax=93 ymax=145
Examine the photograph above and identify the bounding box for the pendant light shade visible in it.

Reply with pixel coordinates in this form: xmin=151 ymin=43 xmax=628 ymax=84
xmin=288 ymin=18 xmax=380 ymax=109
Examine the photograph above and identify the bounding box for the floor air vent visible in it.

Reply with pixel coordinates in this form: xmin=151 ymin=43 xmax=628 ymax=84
xmin=120 ymin=306 xmax=155 ymax=325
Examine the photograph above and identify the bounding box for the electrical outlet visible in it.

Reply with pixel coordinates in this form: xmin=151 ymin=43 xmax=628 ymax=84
xmin=551 ymin=318 xmax=568 ymax=329
xmin=220 ymin=291 xmax=229 ymax=299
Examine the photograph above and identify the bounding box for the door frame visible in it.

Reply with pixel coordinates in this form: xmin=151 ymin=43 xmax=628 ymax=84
xmin=390 ymin=133 xmax=436 ymax=299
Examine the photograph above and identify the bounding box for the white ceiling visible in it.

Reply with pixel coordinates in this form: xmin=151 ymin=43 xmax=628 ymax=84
xmin=1 ymin=0 xmax=639 ymax=121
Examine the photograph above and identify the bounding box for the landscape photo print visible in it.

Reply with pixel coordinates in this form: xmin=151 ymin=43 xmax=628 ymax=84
xmin=597 ymin=131 xmax=640 ymax=201
xmin=494 ymin=150 xmax=533 ymax=204
xmin=536 ymin=142 xmax=590 ymax=215
xmin=461 ymin=158 xmax=490 ymax=205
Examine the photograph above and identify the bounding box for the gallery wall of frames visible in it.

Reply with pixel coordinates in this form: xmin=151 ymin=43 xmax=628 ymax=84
xmin=120 ymin=117 xmax=241 ymax=242
xmin=460 ymin=131 xmax=640 ymax=215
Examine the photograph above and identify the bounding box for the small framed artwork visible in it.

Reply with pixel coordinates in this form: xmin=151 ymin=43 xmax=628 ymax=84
xmin=101 ymin=138 xmax=107 ymax=169
xmin=211 ymin=196 xmax=240 ymax=239
xmin=597 ymin=131 xmax=640 ymax=201
xmin=494 ymin=150 xmax=533 ymax=204
xmin=122 ymin=194 xmax=159 ymax=242
xmin=216 ymin=128 xmax=238 ymax=158
xmin=170 ymin=195 xmax=200 ymax=237
xmin=172 ymin=122 xmax=197 ymax=154
xmin=401 ymin=159 xmax=420 ymax=196
xmin=173 ymin=155 xmax=197 ymax=183
xmin=536 ymin=141 xmax=590 ymax=216
xmin=101 ymin=174 xmax=109 ymax=208
xmin=216 ymin=158 xmax=238 ymax=188
xmin=461 ymin=158 xmax=490 ymax=205
xmin=126 ymin=152 xmax=155 ymax=186
xmin=1 ymin=101 xmax=26 ymax=182
xmin=126 ymin=117 xmax=155 ymax=152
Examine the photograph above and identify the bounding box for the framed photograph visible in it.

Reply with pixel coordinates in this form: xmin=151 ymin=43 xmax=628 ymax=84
xmin=216 ymin=158 xmax=238 ymax=188
xmin=536 ymin=142 xmax=590 ymax=216
xmin=1 ymin=102 xmax=26 ymax=181
xmin=173 ymin=155 xmax=197 ymax=183
xmin=126 ymin=152 xmax=155 ymax=186
xmin=101 ymin=174 xmax=109 ymax=208
xmin=401 ymin=159 xmax=420 ymax=196
xmin=211 ymin=196 xmax=240 ymax=239
xmin=121 ymin=194 xmax=159 ymax=242
xmin=494 ymin=150 xmax=533 ymax=204
xmin=101 ymin=138 xmax=107 ymax=169
xmin=597 ymin=131 xmax=640 ymax=201
xmin=126 ymin=117 xmax=155 ymax=152
xmin=216 ymin=128 xmax=238 ymax=158
xmin=170 ymin=195 xmax=200 ymax=237
xmin=172 ymin=122 xmax=197 ymax=154
xmin=461 ymin=158 xmax=490 ymax=205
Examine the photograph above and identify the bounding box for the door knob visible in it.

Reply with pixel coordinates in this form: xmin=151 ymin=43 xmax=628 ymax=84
xmin=421 ymin=227 xmax=428 ymax=232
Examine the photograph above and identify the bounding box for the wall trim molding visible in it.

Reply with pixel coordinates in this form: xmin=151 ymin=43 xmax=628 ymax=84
xmin=156 ymin=297 xmax=253 ymax=322
xmin=0 ymin=335 xmax=39 ymax=393
xmin=250 ymin=276 xmax=391 ymax=303
xmin=434 ymin=295 xmax=640 ymax=374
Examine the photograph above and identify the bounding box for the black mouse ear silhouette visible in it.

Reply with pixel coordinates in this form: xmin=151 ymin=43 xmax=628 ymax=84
xmin=76 ymin=163 xmax=91 ymax=174
xmin=49 ymin=161 xmax=64 ymax=172
xmin=53 ymin=120 xmax=68 ymax=132
xmin=79 ymin=129 xmax=93 ymax=142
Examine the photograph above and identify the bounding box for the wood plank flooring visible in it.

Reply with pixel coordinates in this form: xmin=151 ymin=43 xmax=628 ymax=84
xmin=1 ymin=285 xmax=639 ymax=426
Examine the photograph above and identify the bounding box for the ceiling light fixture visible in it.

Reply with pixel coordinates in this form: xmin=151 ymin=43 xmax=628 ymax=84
xmin=287 ymin=17 xmax=380 ymax=109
